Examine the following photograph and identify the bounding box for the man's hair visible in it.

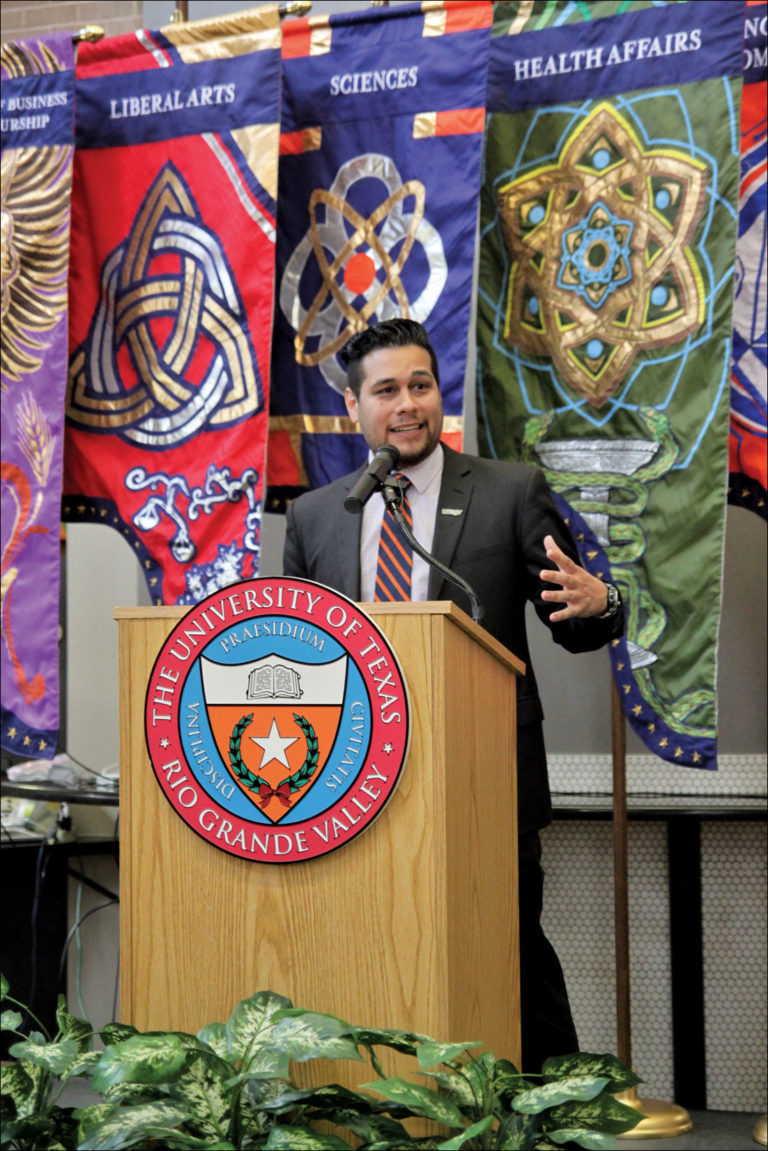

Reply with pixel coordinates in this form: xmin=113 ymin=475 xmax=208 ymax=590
xmin=341 ymin=319 xmax=440 ymax=396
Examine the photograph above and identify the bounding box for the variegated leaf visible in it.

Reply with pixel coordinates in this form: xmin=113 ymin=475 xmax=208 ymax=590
xmin=542 ymin=1052 xmax=640 ymax=1093
xmin=270 ymin=1013 xmax=363 ymax=1064
xmin=260 ymin=1083 xmax=370 ymax=1114
xmin=74 ymin=1101 xmax=120 ymax=1138
xmin=0 ymin=1058 xmax=34 ymax=1114
xmin=197 ymin=1020 xmax=228 ymax=1060
xmin=99 ymin=1022 xmax=139 ymax=1044
xmin=92 ymin=1033 xmax=188 ymax=1092
xmin=76 ymin=1100 xmax=191 ymax=1151
xmin=494 ymin=1113 xmax=536 ymax=1150
xmin=56 ymin=995 xmax=92 ymax=1051
xmin=547 ymin=1093 xmax=645 ymax=1135
xmin=351 ymin=1025 xmax=427 ymax=1054
xmin=492 ymin=1057 xmax=531 ymax=1103
xmin=512 ymin=1075 xmax=609 ymax=1114
xmin=416 ymin=1039 xmax=482 ymax=1070
xmin=437 ymin=1114 xmax=495 ymax=1149
xmin=227 ymin=1044 xmax=291 ymax=1081
xmin=1 ymin=1009 xmax=23 ymax=1031
xmin=360 ymin=1078 xmax=464 ymax=1127
xmin=67 ymin=1049 xmax=102 ymax=1078
xmin=263 ymin=1123 xmax=353 ymax=1148
xmin=549 ymin=1127 xmax=616 ymax=1148
xmin=225 ymin=990 xmax=293 ymax=1066
xmin=8 ymin=1035 xmax=80 ymax=1076
xmin=423 ymin=1069 xmax=478 ymax=1111
xmin=168 ymin=1049 xmax=234 ymax=1140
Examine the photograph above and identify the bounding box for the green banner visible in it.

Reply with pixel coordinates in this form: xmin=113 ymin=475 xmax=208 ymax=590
xmin=477 ymin=1 xmax=743 ymax=768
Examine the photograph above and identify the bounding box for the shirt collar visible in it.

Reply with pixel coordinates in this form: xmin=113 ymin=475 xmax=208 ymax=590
xmin=368 ymin=442 xmax=444 ymax=495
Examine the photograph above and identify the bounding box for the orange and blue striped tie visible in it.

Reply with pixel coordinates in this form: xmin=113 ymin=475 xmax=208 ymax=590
xmin=374 ymin=475 xmax=413 ymax=602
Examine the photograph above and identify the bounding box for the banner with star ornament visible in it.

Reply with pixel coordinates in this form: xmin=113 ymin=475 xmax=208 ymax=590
xmin=1 ymin=31 xmax=76 ymax=759
xmin=476 ymin=0 xmax=744 ymax=770
xmin=62 ymin=6 xmax=281 ymax=606
xmin=267 ymin=0 xmax=492 ymax=509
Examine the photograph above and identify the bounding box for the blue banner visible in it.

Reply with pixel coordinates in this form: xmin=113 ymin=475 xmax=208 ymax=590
xmin=74 ymin=49 xmax=280 ymax=149
xmin=488 ymin=0 xmax=743 ymax=112
xmin=268 ymin=0 xmax=492 ymax=505
xmin=1 ymin=68 xmax=74 ymax=148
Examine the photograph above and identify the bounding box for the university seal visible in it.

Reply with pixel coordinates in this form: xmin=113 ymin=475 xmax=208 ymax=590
xmin=144 ymin=578 xmax=410 ymax=862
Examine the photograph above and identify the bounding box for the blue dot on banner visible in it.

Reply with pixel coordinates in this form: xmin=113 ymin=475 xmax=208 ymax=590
xmin=587 ymin=339 xmax=603 ymax=359
xmin=529 ymin=204 xmax=545 ymax=224
xmin=593 ymin=148 xmax=611 ymax=170
xmin=655 ymin=188 xmax=671 ymax=210
xmin=529 ymin=296 xmax=540 ymax=315
xmin=651 ymin=285 xmax=668 ymax=306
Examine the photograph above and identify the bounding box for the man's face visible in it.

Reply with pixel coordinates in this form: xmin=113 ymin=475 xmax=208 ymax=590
xmin=344 ymin=344 xmax=444 ymax=468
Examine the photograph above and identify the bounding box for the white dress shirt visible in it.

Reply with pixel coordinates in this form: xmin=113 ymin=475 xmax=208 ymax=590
xmin=359 ymin=443 xmax=444 ymax=602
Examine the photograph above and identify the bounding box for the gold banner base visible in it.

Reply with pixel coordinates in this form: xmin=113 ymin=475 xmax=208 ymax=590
xmin=753 ymin=1113 xmax=767 ymax=1146
xmin=615 ymin=1087 xmax=693 ymax=1140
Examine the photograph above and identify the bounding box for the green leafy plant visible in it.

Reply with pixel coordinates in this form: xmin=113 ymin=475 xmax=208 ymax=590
xmin=1 ymin=974 xmax=643 ymax=1150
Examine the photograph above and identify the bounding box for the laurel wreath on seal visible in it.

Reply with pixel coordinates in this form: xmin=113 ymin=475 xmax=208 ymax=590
xmin=228 ymin=713 xmax=319 ymax=810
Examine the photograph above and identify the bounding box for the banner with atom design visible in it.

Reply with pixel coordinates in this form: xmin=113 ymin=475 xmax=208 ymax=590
xmin=62 ymin=7 xmax=281 ymax=605
xmin=267 ymin=0 xmax=492 ymax=507
xmin=1 ymin=31 xmax=76 ymax=760
xmin=477 ymin=0 xmax=744 ymax=770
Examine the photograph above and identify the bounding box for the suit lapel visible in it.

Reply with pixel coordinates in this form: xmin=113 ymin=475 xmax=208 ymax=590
xmin=334 ymin=470 xmax=365 ymax=599
xmin=428 ymin=447 xmax=473 ymax=599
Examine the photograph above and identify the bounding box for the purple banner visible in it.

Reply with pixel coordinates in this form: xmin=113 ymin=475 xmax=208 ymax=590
xmin=1 ymin=31 xmax=75 ymax=759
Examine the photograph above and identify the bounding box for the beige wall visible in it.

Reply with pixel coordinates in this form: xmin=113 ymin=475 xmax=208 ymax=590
xmin=1 ymin=0 xmax=142 ymax=42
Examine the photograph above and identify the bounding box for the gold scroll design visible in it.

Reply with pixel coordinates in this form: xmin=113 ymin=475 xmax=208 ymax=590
xmin=67 ymin=162 xmax=260 ymax=448
xmin=1 ymin=40 xmax=71 ymax=388
xmin=294 ymin=180 xmax=426 ymax=369
xmin=497 ymin=102 xmax=708 ymax=406
xmin=268 ymin=413 xmax=464 ymax=491
xmin=159 ymin=2 xmax=282 ymax=63
xmin=1 ymin=393 xmax=55 ymax=709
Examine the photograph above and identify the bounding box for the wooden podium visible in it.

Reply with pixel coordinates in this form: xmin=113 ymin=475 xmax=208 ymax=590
xmin=114 ymin=600 xmax=524 ymax=1075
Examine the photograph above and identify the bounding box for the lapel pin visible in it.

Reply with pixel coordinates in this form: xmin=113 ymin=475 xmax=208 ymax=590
xmin=441 ymin=508 xmax=463 ymax=516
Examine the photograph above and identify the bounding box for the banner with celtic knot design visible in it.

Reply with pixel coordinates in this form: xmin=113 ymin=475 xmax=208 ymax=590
xmin=1 ymin=32 xmax=75 ymax=760
xmin=267 ymin=0 xmax=492 ymax=508
xmin=477 ymin=0 xmax=744 ymax=770
xmin=62 ymin=7 xmax=281 ymax=606
xmin=728 ymin=0 xmax=767 ymax=520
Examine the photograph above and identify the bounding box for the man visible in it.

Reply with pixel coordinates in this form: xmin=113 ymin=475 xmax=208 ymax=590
xmin=283 ymin=318 xmax=623 ymax=1071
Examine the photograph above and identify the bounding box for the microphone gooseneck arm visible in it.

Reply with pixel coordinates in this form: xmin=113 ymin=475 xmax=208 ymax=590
xmin=381 ymin=480 xmax=485 ymax=625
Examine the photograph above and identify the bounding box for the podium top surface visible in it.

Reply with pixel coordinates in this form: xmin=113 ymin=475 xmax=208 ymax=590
xmin=114 ymin=598 xmax=525 ymax=677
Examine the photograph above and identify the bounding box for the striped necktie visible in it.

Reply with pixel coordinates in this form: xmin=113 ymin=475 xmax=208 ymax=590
xmin=374 ymin=475 xmax=413 ymax=602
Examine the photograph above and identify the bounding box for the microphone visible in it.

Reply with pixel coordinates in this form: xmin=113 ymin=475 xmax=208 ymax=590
xmin=343 ymin=443 xmax=400 ymax=513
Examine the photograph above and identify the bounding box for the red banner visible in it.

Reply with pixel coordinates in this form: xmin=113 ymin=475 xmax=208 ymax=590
xmin=63 ymin=8 xmax=281 ymax=604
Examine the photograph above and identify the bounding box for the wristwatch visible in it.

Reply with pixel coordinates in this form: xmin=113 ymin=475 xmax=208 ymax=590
xmin=599 ymin=582 xmax=622 ymax=618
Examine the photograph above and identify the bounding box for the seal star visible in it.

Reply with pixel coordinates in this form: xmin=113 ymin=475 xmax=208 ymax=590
xmin=250 ymin=719 xmax=298 ymax=768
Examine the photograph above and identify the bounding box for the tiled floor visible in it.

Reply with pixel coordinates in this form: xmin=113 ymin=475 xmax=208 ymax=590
xmin=617 ymin=1109 xmax=766 ymax=1149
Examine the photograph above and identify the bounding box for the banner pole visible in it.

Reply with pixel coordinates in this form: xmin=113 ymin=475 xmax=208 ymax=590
xmin=611 ymin=678 xmax=693 ymax=1139
xmin=612 ymin=677 xmax=632 ymax=1067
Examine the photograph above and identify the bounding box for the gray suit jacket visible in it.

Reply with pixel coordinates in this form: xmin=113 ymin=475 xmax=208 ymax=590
xmin=283 ymin=445 xmax=622 ymax=832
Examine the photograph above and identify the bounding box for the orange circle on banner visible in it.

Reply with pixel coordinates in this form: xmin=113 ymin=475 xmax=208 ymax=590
xmin=344 ymin=252 xmax=376 ymax=295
